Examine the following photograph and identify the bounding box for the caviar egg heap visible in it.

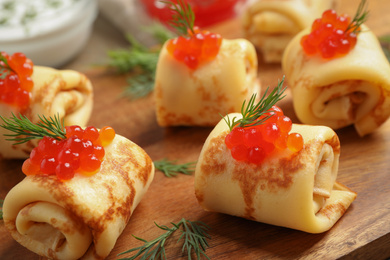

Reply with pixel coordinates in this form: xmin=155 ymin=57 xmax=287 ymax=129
xmin=166 ymin=26 xmax=222 ymax=69
xmin=24 ymin=126 xmax=115 ymax=181
xmin=300 ymin=0 xmax=368 ymax=59
xmin=282 ymin=0 xmax=390 ymax=136
xmin=224 ymin=77 xmax=303 ymax=164
xmin=164 ymin=0 xmax=222 ymax=70
xmin=0 ymin=52 xmax=34 ymax=111
xmin=0 ymin=113 xmax=115 ymax=181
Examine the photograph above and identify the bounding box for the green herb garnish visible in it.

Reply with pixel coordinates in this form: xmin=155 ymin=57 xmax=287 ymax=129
xmin=345 ymin=0 xmax=369 ymax=34
xmin=2 ymin=0 xmax=15 ymax=11
xmin=108 ymin=24 xmax=174 ymax=100
xmin=107 ymin=1 xmax=196 ymax=99
xmin=118 ymin=218 xmax=210 ymax=260
xmin=0 ymin=113 xmax=66 ymax=145
xmin=0 ymin=52 xmax=9 ymax=66
xmin=0 ymin=199 xmax=3 ymax=220
xmin=123 ymin=73 xmax=156 ymax=100
xmin=162 ymin=0 xmax=195 ymax=36
xmin=379 ymin=35 xmax=390 ymax=62
xmin=0 ymin=1 xmax=15 ymax=26
xmin=21 ymin=7 xmax=37 ymax=26
xmin=0 ymin=52 xmax=15 ymax=79
xmin=46 ymin=0 xmax=63 ymax=8
xmin=223 ymin=77 xmax=286 ymax=131
xmin=145 ymin=22 xmax=175 ymax=44
xmin=108 ymin=35 xmax=159 ymax=74
xmin=108 ymin=35 xmax=159 ymax=99
xmin=154 ymin=159 xmax=196 ymax=177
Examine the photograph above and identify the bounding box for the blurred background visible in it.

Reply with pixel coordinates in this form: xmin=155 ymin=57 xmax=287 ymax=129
xmin=1 ymin=0 xmax=388 ymax=71
xmin=0 ymin=0 xmax=249 ymax=70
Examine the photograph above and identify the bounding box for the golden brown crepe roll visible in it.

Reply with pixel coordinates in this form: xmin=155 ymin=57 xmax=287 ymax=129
xmin=3 ymin=133 xmax=154 ymax=259
xmin=154 ymin=38 xmax=260 ymax=126
xmin=282 ymin=25 xmax=390 ymax=136
xmin=194 ymin=113 xmax=356 ymax=233
xmin=242 ymin=0 xmax=335 ymax=63
xmin=0 ymin=66 xmax=93 ymax=159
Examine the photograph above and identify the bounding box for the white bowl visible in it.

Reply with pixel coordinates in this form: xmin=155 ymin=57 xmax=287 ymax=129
xmin=0 ymin=0 xmax=98 ymax=68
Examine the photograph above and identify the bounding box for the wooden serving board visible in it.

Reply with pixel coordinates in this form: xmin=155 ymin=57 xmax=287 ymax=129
xmin=1 ymin=0 xmax=390 ymax=259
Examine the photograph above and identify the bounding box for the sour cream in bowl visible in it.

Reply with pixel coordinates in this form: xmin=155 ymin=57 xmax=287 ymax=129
xmin=0 ymin=0 xmax=98 ymax=68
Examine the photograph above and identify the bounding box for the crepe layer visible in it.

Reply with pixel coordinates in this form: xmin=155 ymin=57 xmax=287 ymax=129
xmin=155 ymin=38 xmax=259 ymax=126
xmin=282 ymin=25 xmax=390 ymax=136
xmin=195 ymin=113 xmax=356 ymax=233
xmin=243 ymin=0 xmax=335 ymax=63
xmin=0 ymin=66 xmax=93 ymax=159
xmin=3 ymin=134 xmax=154 ymax=259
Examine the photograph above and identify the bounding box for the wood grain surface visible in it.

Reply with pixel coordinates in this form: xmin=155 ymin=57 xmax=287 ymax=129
xmin=1 ymin=0 xmax=390 ymax=259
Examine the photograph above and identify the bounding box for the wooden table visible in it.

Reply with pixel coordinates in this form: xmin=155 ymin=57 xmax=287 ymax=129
xmin=1 ymin=0 xmax=390 ymax=259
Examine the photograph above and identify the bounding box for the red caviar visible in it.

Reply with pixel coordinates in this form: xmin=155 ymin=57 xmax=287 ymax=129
xmin=0 ymin=52 xmax=34 ymax=110
xmin=225 ymin=105 xmax=303 ymax=164
xmin=166 ymin=27 xmax=222 ymax=69
xmin=22 ymin=125 xmax=116 ymax=181
xmin=300 ymin=9 xmax=360 ymax=59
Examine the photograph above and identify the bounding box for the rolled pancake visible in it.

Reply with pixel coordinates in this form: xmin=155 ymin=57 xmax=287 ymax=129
xmin=3 ymin=133 xmax=154 ymax=259
xmin=282 ymin=25 xmax=390 ymax=136
xmin=194 ymin=113 xmax=356 ymax=233
xmin=242 ymin=0 xmax=335 ymax=63
xmin=154 ymin=38 xmax=260 ymax=126
xmin=0 ymin=66 xmax=93 ymax=159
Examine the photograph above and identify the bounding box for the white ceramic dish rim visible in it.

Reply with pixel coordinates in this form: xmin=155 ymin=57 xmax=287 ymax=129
xmin=0 ymin=0 xmax=95 ymax=42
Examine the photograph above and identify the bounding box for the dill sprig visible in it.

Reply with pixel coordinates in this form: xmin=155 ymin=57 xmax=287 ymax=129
xmin=0 ymin=52 xmax=14 ymax=79
xmin=179 ymin=219 xmax=210 ymax=260
xmin=144 ymin=22 xmax=175 ymax=44
xmin=345 ymin=0 xmax=369 ymax=34
xmin=154 ymin=159 xmax=196 ymax=178
xmin=0 ymin=113 xmax=66 ymax=145
xmin=379 ymin=35 xmax=390 ymax=62
xmin=118 ymin=218 xmax=210 ymax=260
xmin=224 ymin=77 xmax=286 ymax=131
xmin=108 ymin=35 xmax=159 ymax=99
xmin=162 ymin=0 xmax=195 ymax=36
xmin=122 ymin=73 xmax=156 ymax=100
xmin=0 ymin=199 xmax=3 ymax=220
xmin=0 ymin=52 xmax=9 ymax=67
xmin=107 ymin=24 xmax=174 ymax=100
xmin=0 ymin=1 xmax=15 ymax=26
xmin=108 ymin=35 xmax=159 ymax=74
